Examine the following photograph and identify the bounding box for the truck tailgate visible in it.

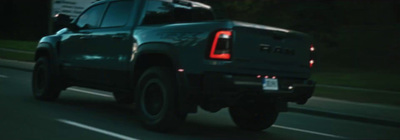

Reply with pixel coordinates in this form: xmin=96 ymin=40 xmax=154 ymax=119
xmin=231 ymin=21 xmax=312 ymax=75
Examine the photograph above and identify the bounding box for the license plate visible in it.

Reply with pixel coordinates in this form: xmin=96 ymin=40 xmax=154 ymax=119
xmin=263 ymin=78 xmax=278 ymax=90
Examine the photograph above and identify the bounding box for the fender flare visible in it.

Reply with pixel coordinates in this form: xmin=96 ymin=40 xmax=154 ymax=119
xmin=134 ymin=42 xmax=181 ymax=69
xmin=132 ymin=42 xmax=195 ymax=113
xmin=34 ymin=37 xmax=62 ymax=81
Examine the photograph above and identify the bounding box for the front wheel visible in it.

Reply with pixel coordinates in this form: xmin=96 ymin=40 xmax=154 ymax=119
xmin=32 ymin=57 xmax=61 ymax=101
xmin=136 ymin=67 xmax=186 ymax=132
xmin=229 ymin=101 xmax=279 ymax=131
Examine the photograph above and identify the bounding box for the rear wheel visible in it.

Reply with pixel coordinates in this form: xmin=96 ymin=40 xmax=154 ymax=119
xmin=32 ymin=57 xmax=61 ymax=101
xmin=136 ymin=67 xmax=186 ymax=132
xmin=229 ymin=101 xmax=278 ymax=131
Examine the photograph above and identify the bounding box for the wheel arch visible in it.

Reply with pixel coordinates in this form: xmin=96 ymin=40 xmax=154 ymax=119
xmin=34 ymin=45 xmax=52 ymax=61
xmin=131 ymin=42 xmax=195 ymax=113
xmin=132 ymin=42 xmax=179 ymax=86
xmin=35 ymin=35 xmax=61 ymax=61
xmin=34 ymin=39 xmax=63 ymax=88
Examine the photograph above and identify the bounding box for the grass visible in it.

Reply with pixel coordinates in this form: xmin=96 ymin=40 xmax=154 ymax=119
xmin=0 ymin=40 xmax=37 ymax=52
xmin=0 ymin=40 xmax=36 ymax=62
xmin=311 ymin=71 xmax=400 ymax=92
xmin=0 ymin=49 xmax=34 ymax=62
xmin=311 ymin=71 xmax=400 ymax=106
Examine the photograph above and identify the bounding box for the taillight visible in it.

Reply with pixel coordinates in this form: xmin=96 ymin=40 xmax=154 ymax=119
xmin=209 ymin=30 xmax=232 ymax=60
xmin=309 ymin=60 xmax=314 ymax=68
xmin=310 ymin=44 xmax=315 ymax=68
xmin=310 ymin=44 xmax=315 ymax=52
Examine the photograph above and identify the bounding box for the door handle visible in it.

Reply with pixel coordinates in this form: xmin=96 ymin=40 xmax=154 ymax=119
xmin=79 ymin=36 xmax=92 ymax=40
xmin=112 ymin=33 xmax=127 ymax=39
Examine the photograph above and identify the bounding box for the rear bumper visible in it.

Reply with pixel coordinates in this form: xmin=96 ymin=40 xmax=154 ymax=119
xmin=187 ymin=72 xmax=315 ymax=104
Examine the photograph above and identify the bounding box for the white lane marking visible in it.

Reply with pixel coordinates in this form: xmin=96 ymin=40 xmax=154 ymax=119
xmin=0 ymin=75 xmax=8 ymax=78
xmin=68 ymin=88 xmax=113 ymax=98
xmin=57 ymin=119 xmax=139 ymax=140
xmin=272 ymin=125 xmax=347 ymax=139
xmin=317 ymin=84 xmax=400 ymax=95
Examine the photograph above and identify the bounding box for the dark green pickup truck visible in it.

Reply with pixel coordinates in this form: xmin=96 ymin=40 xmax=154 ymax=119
xmin=32 ymin=0 xmax=315 ymax=132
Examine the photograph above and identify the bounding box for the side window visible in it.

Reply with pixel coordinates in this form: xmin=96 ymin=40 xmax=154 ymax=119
xmin=142 ymin=0 xmax=174 ymax=25
xmin=76 ymin=4 xmax=106 ymax=29
xmin=174 ymin=7 xmax=214 ymax=23
xmin=101 ymin=1 xmax=133 ymax=28
xmin=174 ymin=7 xmax=192 ymax=23
xmin=141 ymin=0 xmax=215 ymax=25
xmin=191 ymin=8 xmax=214 ymax=22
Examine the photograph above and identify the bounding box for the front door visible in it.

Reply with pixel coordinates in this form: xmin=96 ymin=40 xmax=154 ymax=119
xmin=60 ymin=3 xmax=107 ymax=83
xmin=60 ymin=1 xmax=135 ymax=87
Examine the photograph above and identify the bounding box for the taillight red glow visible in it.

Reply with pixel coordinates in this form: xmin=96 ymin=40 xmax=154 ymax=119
xmin=272 ymin=76 xmax=276 ymax=79
xmin=310 ymin=44 xmax=315 ymax=68
xmin=178 ymin=69 xmax=184 ymax=72
xmin=310 ymin=44 xmax=315 ymax=52
xmin=309 ymin=59 xmax=314 ymax=68
xmin=264 ymin=76 xmax=269 ymax=78
xmin=209 ymin=31 xmax=232 ymax=60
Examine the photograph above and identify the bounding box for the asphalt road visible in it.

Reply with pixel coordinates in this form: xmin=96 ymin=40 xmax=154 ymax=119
xmin=1 ymin=67 xmax=400 ymax=140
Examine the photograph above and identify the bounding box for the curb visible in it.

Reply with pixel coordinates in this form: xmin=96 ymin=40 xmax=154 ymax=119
xmin=0 ymin=64 xmax=33 ymax=72
xmin=289 ymin=106 xmax=400 ymax=128
xmin=1 ymin=58 xmax=400 ymax=128
xmin=0 ymin=59 xmax=34 ymax=72
xmin=0 ymin=48 xmax=35 ymax=54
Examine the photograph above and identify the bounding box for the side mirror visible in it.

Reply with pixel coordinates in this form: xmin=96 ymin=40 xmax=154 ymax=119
xmin=53 ymin=14 xmax=75 ymax=29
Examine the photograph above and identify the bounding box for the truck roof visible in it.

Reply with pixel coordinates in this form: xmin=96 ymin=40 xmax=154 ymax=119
xmin=94 ymin=0 xmax=211 ymax=9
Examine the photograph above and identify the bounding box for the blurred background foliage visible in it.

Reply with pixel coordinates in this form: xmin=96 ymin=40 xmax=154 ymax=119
xmin=0 ymin=0 xmax=399 ymax=72
xmin=198 ymin=0 xmax=400 ymax=72
xmin=0 ymin=0 xmax=51 ymax=41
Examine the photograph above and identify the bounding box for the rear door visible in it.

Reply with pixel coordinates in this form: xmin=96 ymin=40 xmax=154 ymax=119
xmin=88 ymin=0 xmax=135 ymax=87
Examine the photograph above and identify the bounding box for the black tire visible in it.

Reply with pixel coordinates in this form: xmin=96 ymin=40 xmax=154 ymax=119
xmin=229 ymin=101 xmax=279 ymax=131
xmin=32 ymin=57 xmax=61 ymax=101
xmin=113 ymin=92 xmax=134 ymax=104
xmin=136 ymin=67 xmax=186 ymax=132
